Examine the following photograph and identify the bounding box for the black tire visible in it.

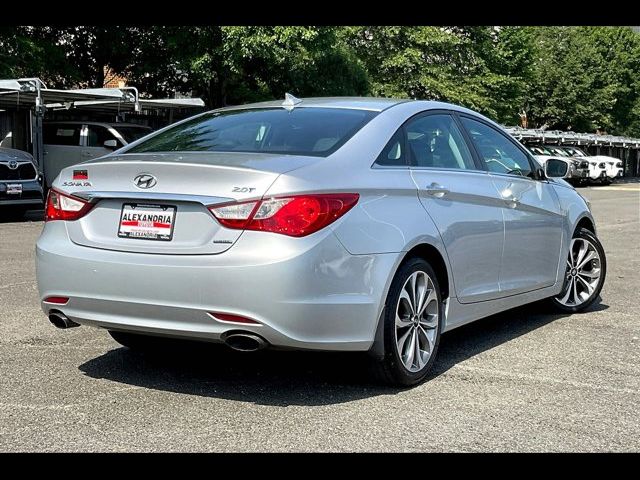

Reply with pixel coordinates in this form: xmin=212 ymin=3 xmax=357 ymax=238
xmin=601 ymin=177 xmax=612 ymax=185
xmin=371 ymin=257 xmax=443 ymax=387
xmin=549 ymin=227 xmax=606 ymax=313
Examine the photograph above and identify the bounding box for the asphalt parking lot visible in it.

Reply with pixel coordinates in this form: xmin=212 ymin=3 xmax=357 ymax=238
xmin=1 ymin=181 xmax=638 ymax=452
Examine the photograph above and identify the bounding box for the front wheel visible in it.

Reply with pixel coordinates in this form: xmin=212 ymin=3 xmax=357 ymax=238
xmin=372 ymin=258 xmax=442 ymax=387
xmin=550 ymin=228 xmax=606 ymax=313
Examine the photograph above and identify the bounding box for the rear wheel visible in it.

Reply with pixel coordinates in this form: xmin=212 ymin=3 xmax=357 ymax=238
xmin=372 ymin=258 xmax=442 ymax=387
xmin=550 ymin=228 xmax=606 ymax=313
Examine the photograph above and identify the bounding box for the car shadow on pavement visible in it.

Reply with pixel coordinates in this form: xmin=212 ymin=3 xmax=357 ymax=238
xmin=78 ymin=299 xmax=609 ymax=407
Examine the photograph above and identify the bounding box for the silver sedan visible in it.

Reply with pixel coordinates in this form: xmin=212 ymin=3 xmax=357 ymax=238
xmin=36 ymin=96 xmax=607 ymax=386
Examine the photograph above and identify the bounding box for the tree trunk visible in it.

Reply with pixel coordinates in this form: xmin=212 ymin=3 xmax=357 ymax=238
xmin=94 ymin=63 xmax=105 ymax=88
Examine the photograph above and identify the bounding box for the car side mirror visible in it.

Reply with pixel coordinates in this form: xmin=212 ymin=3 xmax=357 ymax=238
xmin=545 ymin=158 xmax=568 ymax=178
xmin=103 ymin=139 xmax=118 ymax=149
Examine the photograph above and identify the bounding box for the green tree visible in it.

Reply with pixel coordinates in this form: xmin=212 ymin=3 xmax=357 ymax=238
xmin=341 ymin=26 xmax=521 ymax=120
xmin=3 ymin=25 xmax=640 ymax=137
xmin=523 ymin=26 xmax=640 ymax=136
xmin=0 ymin=27 xmax=70 ymax=82
xmin=125 ymin=26 xmax=369 ymax=107
xmin=584 ymin=26 xmax=640 ymax=137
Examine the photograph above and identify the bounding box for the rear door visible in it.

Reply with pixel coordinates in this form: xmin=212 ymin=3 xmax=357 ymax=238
xmin=43 ymin=124 xmax=84 ymax=187
xmin=406 ymin=111 xmax=505 ymax=304
xmin=459 ymin=115 xmax=563 ymax=295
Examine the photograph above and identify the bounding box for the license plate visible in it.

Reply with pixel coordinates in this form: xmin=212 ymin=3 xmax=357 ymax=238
xmin=118 ymin=203 xmax=176 ymax=241
xmin=6 ymin=184 xmax=22 ymax=195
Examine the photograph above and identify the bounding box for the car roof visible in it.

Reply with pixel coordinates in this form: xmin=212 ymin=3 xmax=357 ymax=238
xmin=43 ymin=121 xmax=151 ymax=128
xmin=217 ymin=96 xmax=411 ymax=112
xmin=213 ymin=97 xmax=500 ymax=122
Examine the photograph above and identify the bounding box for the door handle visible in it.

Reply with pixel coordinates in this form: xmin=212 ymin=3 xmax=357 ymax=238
xmin=503 ymin=195 xmax=520 ymax=207
xmin=82 ymin=152 xmax=92 ymax=157
xmin=424 ymin=182 xmax=450 ymax=198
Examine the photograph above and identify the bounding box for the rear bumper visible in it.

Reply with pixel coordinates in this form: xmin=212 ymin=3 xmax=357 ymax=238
xmin=0 ymin=180 xmax=44 ymax=207
xmin=36 ymin=222 xmax=397 ymax=351
xmin=606 ymin=166 xmax=623 ymax=179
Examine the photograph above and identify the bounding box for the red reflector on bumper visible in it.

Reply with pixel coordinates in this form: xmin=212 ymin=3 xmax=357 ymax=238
xmin=43 ymin=296 xmax=69 ymax=305
xmin=208 ymin=312 xmax=260 ymax=325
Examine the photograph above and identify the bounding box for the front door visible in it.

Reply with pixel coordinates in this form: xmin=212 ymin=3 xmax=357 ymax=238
xmin=460 ymin=116 xmax=564 ymax=295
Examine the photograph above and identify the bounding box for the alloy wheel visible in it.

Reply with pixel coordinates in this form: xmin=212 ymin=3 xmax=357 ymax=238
xmin=394 ymin=271 xmax=439 ymax=372
xmin=555 ymin=237 xmax=602 ymax=307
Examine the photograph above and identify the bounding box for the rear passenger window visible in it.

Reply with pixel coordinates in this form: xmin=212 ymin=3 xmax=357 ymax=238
xmin=375 ymin=129 xmax=407 ymax=166
xmin=405 ymin=114 xmax=475 ymax=170
xmin=461 ymin=117 xmax=533 ymax=178
xmin=43 ymin=125 xmax=81 ymax=146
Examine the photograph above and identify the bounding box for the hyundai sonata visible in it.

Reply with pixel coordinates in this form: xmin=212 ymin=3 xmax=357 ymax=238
xmin=36 ymin=96 xmax=606 ymax=386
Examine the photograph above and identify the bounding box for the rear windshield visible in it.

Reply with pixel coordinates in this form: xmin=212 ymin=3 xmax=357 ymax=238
xmin=113 ymin=126 xmax=153 ymax=144
xmin=126 ymin=107 xmax=377 ymax=156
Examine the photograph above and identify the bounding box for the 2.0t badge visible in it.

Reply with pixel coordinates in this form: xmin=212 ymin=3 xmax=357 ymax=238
xmin=134 ymin=174 xmax=157 ymax=189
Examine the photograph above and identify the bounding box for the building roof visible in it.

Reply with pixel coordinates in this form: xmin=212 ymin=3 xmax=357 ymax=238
xmin=0 ymin=78 xmax=204 ymax=113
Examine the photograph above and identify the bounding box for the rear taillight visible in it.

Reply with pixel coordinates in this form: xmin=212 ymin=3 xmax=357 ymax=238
xmin=209 ymin=193 xmax=359 ymax=237
xmin=207 ymin=312 xmax=260 ymax=325
xmin=43 ymin=296 xmax=69 ymax=304
xmin=45 ymin=188 xmax=94 ymax=222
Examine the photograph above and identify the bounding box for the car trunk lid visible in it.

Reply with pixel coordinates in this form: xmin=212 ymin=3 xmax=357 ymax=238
xmin=58 ymin=152 xmax=318 ymax=255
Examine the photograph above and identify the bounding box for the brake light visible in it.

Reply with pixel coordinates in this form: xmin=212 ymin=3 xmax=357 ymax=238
xmin=45 ymin=188 xmax=94 ymax=222
xmin=209 ymin=193 xmax=359 ymax=237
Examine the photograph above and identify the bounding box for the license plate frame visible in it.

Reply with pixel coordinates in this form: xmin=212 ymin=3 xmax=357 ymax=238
xmin=6 ymin=183 xmax=22 ymax=195
xmin=118 ymin=203 xmax=177 ymax=242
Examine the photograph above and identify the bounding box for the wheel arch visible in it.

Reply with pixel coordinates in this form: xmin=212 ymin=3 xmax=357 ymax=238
xmin=575 ymin=215 xmax=595 ymax=235
xmin=400 ymin=243 xmax=450 ymax=301
xmin=368 ymin=240 xmax=452 ymax=359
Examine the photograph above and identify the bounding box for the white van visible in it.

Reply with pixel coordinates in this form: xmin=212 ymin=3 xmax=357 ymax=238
xmin=42 ymin=121 xmax=153 ymax=188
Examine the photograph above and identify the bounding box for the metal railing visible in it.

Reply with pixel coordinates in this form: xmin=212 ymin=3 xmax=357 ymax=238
xmin=504 ymin=126 xmax=640 ymax=149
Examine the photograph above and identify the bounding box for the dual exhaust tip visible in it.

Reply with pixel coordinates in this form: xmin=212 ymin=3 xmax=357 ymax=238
xmin=48 ymin=311 xmax=267 ymax=352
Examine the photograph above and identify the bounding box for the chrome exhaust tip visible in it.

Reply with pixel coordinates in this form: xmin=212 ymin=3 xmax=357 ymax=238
xmin=224 ymin=332 xmax=268 ymax=352
xmin=48 ymin=311 xmax=80 ymax=329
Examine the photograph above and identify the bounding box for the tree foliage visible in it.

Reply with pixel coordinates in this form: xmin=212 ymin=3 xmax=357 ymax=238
xmin=1 ymin=26 xmax=639 ymax=137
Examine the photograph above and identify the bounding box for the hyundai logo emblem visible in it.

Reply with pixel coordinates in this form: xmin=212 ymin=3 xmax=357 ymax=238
xmin=134 ymin=173 xmax=157 ymax=189
xmin=8 ymin=160 xmax=18 ymax=170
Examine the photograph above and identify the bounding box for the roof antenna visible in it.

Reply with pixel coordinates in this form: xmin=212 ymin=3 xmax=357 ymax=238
xmin=282 ymin=93 xmax=302 ymax=111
